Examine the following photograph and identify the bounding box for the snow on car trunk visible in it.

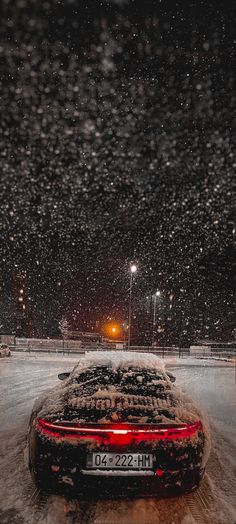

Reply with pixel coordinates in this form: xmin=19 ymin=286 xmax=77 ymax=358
xmin=37 ymin=353 xmax=210 ymax=446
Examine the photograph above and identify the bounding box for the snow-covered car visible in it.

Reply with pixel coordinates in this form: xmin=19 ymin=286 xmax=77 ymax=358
xmin=0 ymin=343 xmax=11 ymax=357
xmin=28 ymin=352 xmax=210 ymax=496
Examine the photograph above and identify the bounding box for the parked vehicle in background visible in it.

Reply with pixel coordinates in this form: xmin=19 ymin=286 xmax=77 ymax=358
xmin=0 ymin=343 xmax=11 ymax=357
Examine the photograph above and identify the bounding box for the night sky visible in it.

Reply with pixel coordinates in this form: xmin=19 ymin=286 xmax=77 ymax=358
xmin=0 ymin=0 xmax=236 ymax=343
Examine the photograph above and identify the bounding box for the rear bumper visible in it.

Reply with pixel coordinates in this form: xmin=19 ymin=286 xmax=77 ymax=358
xmin=29 ymin=427 xmax=205 ymax=497
xmin=80 ymin=467 xmax=205 ymax=498
xmin=30 ymin=462 xmax=204 ymax=498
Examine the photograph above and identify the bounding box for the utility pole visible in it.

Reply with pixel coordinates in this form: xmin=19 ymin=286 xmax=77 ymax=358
xmin=152 ymin=290 xmax=161 ymax=347
xmin=128 ymin=264 xmax=137 ymax=350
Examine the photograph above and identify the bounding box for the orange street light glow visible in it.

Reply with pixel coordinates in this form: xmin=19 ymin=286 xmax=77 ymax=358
xmin=103 ymin=322 xmax=122 ymax=338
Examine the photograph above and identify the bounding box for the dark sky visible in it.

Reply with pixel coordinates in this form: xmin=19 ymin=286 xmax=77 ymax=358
xmin=0 ymin=0 xmax=236 ymax=342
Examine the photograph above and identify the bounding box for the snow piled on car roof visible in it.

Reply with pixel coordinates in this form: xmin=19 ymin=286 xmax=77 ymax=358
xmin=72 ymin=351 xmax=165 ymax=375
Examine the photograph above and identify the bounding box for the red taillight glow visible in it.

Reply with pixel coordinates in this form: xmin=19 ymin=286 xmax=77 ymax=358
xmin=36 ymin=418 xmax=202 ymax=444
xmin=155 ymin=468 xmax=164 ymax=477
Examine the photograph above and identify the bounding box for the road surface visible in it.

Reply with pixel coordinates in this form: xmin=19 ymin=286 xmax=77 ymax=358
xmin=0 ymin=352 xmax=235 ymax=524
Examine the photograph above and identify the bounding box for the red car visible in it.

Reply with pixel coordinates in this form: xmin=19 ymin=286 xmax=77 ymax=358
xmin=28 ymin=352 xmax=210 ymax=497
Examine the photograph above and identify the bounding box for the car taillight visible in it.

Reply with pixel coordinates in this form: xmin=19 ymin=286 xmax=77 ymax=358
xmin=36 ymin=418 xmax=202 ymax=444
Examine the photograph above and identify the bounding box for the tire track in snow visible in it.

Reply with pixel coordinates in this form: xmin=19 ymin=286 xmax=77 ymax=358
xmin=22 ymin=481 xmax=49 ymax=514
xmin=185 ymin=480 xmax=214 ymax=524
xmin=205 ymin=427 xmax=236 ymax=514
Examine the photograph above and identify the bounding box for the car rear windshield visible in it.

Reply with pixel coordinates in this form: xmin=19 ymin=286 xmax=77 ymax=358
xmin=61 ymin=366 xmax=177 ymax=424
xmin=71 ymin=366 xmax=169 ymax=395
xmin=56 ymin=366 xmax=179 ymax=423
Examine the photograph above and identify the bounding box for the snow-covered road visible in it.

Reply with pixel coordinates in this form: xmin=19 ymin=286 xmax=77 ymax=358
xmin=0 ymin=353 xmax=236 ymax=524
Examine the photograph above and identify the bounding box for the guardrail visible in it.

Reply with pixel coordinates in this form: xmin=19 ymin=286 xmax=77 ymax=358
xmin=193 ymin=351 xmax=236 ymax=360
xmin=9 ymin=345 xmax=92 ymax=354
xmin=9 ymin=345 xmax=189 ymax=357
xmin=8 ymin=345 xmax=236 ymax=359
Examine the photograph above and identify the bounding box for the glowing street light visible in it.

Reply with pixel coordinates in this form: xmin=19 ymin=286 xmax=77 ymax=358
xmin=128 ymin=263 xmax=138 ymax=350
xmin=103 ymin=322 xmax=121 ymax=339
xmin=130 ymin=264 xmax=137 ymax=274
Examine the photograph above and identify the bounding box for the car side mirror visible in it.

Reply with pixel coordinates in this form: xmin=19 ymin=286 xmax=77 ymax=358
xmin=166 ymin=372 xmax=176 ymax=382
xmin=58 ymin=372 xmax=70 ymax=380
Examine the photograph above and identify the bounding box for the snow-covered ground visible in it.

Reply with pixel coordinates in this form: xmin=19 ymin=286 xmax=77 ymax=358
xmin=0 ymin=352 xmax=235 ymax=524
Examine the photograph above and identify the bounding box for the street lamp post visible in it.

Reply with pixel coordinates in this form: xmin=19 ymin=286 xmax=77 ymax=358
xmin=152 ymin=290 xmax=161 ymax=347
xmin=128 ymin=263 xmax=137 ymax=350
xmin=122 ymin=322 xmax=128 ymax=349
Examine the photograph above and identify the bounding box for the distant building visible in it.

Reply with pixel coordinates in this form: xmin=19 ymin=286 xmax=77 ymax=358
xmin=190 ymin=339 xmax=236 ymax=354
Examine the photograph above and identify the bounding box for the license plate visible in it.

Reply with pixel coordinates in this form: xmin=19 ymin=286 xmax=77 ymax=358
xmin=87 ymin=453 xmax=153 ymax=470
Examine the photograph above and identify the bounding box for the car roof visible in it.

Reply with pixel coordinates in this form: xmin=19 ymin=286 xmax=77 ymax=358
xmin=71 ymin=351 xmax=165 ymax=377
